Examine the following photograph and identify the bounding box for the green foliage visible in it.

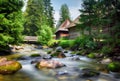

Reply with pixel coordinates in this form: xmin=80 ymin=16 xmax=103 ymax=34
xmin=59 ymin=40 xmax=74 ymax=48
xmin=43 ymin=0 xmax=54 ymax=29
xmin=74 ymin=35 xmax=96 ymax=49
xmin=24 ymin=0 xmax=44 ymax=36
xmin=0 ymin=0 xmax=24 ymax=49
xmin=37 ymin=25 xmax=52 ymax=45
xmin=101 ymin=46 xmax=112 ymax=54
xmin=47 ymin=39 xmax=59 ymax=47
xmin=24 ymin=0 xmax=54 ymax=36
xmin=57 ymin=4 xmax=71 ymax=27
xmin=0 ymin=34 xmax=13 ymax=46
xmin=59 ymin=41 xmax=69 ymax=48
xmin=79 ymin=0 xmax=120 ymax=52
xmin=107 ymin=62 xmax=120 ymax=72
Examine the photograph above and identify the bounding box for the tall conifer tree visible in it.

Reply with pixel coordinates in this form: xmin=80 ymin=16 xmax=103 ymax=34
xmin=0 ymin=0 xmax=24 ymax=51
xmin=57 ymin=4 xmax=71 ymax=27
xmin=24 ymin=0 xmax=54 ymax=36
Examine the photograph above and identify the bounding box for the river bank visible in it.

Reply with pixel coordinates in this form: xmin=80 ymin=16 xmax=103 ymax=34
xmin=0 ymin=44 xmax=119 ymax=81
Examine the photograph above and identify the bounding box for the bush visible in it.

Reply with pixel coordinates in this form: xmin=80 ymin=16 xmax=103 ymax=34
xmin=101 ymin=46 xmax=112 ymax=54
xmin=59 ymin=40 xmax=74 ymax=48
xmin=74 ymin=35 xmax=97 ymax=50
xmin=59 ymin=40 xmax=69 ymax=48
xmin=47 ymin=39 xmax=59 ymax=47
xmin=37 ymin=25 xmax=53 ymax=45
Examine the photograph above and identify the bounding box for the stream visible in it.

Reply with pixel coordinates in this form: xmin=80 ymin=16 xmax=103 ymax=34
xmin=0 ymin=44 xmax=120 ymax=81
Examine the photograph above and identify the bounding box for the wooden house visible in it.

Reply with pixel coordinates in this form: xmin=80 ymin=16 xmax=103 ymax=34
xmin=55 ymin=19 xmax=71 ymax=39
xmin=66 ymin=15 xmax=111 ymax=40
xmin=66 ymin=16 xmax=81 ymax=39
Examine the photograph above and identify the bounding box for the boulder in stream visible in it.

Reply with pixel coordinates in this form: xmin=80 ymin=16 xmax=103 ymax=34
xmin=51 ymin=51 xmax=66 ymax=58
xmin=0 ymin=57 xmax=22 ymax=74
xmin=36 ymin=60 xmax=65 ymax=69
xmin=79 ymin=68 xmax=100 ymax=78
xmin=107 ymin=62 xmax=120 ymax=72
xmin=55 ymin=46 xmax=63 ymax=52
xmin=101 ymin=58 xmax=112 ymax=64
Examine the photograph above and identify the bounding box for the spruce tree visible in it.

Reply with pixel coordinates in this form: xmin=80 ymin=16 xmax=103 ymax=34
xmin=78 ymin=0 xmax=120 ymax=54
xmin=24 ymin=0 xmax=45 ymax=36
xmin=57 ymin=4 xmax=71 ymax=27
xmin=44 ymin=0 xmax=54 ymax=28
xmin=0 ymin=0 xmax=24 ymax=51
xmin=24 ymin=0 xmax=54 ymax=36
xmin=24 ymin=0 xmax=53 ymax=44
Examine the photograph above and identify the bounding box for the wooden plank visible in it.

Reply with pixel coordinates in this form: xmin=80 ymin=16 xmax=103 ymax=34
xmin=24 ymin=36 xmax=37 ymax=42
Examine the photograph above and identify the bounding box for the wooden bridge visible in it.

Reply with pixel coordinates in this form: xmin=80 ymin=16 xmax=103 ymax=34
xmin=24 ymin=36 xmax=37 ymax=43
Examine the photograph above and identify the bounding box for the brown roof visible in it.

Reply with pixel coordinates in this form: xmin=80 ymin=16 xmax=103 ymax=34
xmin=66 ymin=16 xmax=80 ymax=29
xmin=55 ymin=19 xmax=71 ymax=33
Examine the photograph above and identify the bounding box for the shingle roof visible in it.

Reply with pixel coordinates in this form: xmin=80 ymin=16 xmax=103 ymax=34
xmin=66 ymin=16 xmax=80 ymax=29
xmin=55 ymin=19 xmax=71 ymax=33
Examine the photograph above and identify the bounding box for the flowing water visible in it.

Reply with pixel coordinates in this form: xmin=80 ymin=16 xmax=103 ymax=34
xmin=0 ymin=44 xmax=120 ymax=81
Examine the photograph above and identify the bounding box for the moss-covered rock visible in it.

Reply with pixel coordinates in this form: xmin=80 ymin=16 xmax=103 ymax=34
xmin=3 ymin=54 xmax=23 ymax=60
xmin=107 ymin=62 xmax=120 ymax=72
xmin=51 ymin=51 xmax=66 ymax=58
xmin=71 ymin=51 xmax=76 ymax=54
xmin=55 ymin=46 xmax=63 ymax=52
xmin=30 ymin=54 xmax=40 ymax=57
xmin=51 ymin=51 xmax=59 ymax=57
xmin=0 ymin=57 xmax=22 ymax=74
xmin=77 ymin=50 xmax=87 ymax=55
xmin=87 ymin=53 xmax=96 ymax=59
xmin=76 ymin=51 xmax=82 ymax=55
xmin=47 ymin=50 xmax=52 ymax=54
xmin=79 ymin=68 xmax=100 ymax=78
xmin=64 ymin=50 xmax=68 ymax=53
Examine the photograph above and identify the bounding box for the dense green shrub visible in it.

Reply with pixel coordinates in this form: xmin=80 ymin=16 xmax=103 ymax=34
xmin=0 ymin=0 xmax=24 ymax=50
xmin=37 ymin=25 xmax=53 ymax=45
xmin=101 ymin=46 xmax=112 ymax=54
xmin=47 ymin=39 xmax=59 ymax=47
xmin=74 ymin=35 xmax=97 ymax=50
xmin=59 ymin=40 xmax=69 ymax=48
xmin=59 ymin=40 xmax=74 ymax=48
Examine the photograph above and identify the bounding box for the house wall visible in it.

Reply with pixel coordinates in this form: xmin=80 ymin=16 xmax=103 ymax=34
xmin=60 ymin=33 xmax=69 ymax=37
xmin=55 ymin=31 xmax=69 ymax=39
xmin=68 ymin=27 xmax=81 ymax=39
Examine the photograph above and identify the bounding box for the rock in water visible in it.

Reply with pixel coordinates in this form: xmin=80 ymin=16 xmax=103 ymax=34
xmin=56 ymin=46 xmax=63 ymax=52
xmin=0 ymin=57 xmax=22 ymax=74
xmin=101 ymin=58 xmax=112 ymax=64
xmin=79 ymin=68 xmax=100 ymax=78
xmin=36 ymin=60 xmax=65 ymax=69
xmin=51 ymin=51 xmax=66 ymax=58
